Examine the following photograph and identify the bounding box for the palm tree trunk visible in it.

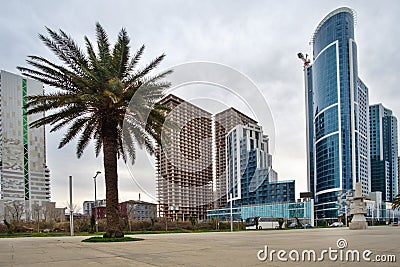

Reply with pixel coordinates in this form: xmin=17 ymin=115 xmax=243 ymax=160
xmin=102 ymin=120 xmax=124 ymax=238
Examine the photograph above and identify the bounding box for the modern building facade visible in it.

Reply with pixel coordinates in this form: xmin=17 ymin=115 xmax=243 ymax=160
xmin=207 ymin=200 xmax=313 ymax=223
xmin=226 ymin=123 xmax=292 ymax=206
xmin=214 ymin=108 xmax=257 ymax=208
xmin=398 ymin=156 xmax=400 ymax=194
xmin=156 ymin=94 xmax=213 ymax=221
xmin=369 ymin=104 xmax=398 ymax=202
xmin=303 ymin=7 xmax=370 ymax=220
xmin=0 ymin=70 xmax=50 ymax=219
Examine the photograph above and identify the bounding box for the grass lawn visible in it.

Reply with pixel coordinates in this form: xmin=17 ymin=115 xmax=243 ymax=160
xmin=82 ymin=236 xmax=144 ymax=242
xmin=0 ymin=228 xmax=248 ymax=238
xmin=0 ymin=232 xmax=96 ymax=238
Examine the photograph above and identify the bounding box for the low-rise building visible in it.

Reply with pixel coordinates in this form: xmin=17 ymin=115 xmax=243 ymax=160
xmin=120 ymin=200 xmax=157 ymax=222
xmin=83 ymin=199 xmax=106 ymax=216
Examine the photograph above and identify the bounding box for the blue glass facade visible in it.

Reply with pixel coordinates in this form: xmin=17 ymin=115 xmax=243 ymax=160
xmin=306 ymin=67 xmax=315 ymax=196
xmin=226 ymin=124 xmax=295 ymax=207
xmin=237 ymin=180 xmax=295 ymax=206
xmin=369 ymin=104 xmax=399 ymax=201
xmin=305 ymin=7 xmax=370 ymax=220
xmin=207 ymin=201 xmax=312 ymax=222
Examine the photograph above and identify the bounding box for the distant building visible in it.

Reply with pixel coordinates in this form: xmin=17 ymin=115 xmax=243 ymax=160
xmin=156 ymin=95 xmax=295 ymax=220
xmin=369 ymin=104 xmax=398 ymax=202
xmin=42 ymin=202 xmax=66 ymax=222
xmin=1 ymin=200 xmax=65 ymax=222
xmin=207 ymin=200 xmax=313 ymax=222
xmin=226 ymin=123 xmax=294 ymax=206
xmin=156 ymin=94 xmax=213 ymax=221
xmin=83 ymin=199 xmax=106 ymax=216
xmin=120 ymin=200 xmax=157 ymax=221
xmin=0 ymin=70 xmax=50 ymax=219
xmin=90 ymin=206 xmax=106 ymax=219
xmin=214 ymin=108 xmax=257 ymax=208
xmin=83 ymin=201 xmax=94 ymax=216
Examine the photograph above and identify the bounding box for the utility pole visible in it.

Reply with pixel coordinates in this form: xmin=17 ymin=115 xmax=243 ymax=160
xmin=69 ymin=175 xmax=74 ymax=237
xmin=230 ymin=193 xmax=233 ymax=232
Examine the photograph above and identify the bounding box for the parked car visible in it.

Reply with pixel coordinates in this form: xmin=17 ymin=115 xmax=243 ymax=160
xmin=288 ymin=222 xmax=299 ymax=228
xmin=16 ymin=226 xmax=34 ymax=232
xmin=304 ymin=223 xmax=312 ymax=229
xmin=330 ymin=222 xmax=344 ymax=227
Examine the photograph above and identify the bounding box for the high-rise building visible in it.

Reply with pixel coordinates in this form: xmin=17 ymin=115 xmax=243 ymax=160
xmin=156 ymin=94 xmax=213 ymax=221
xmin=0 ymin=70 xmax=50 ymax=218
xmin=369 ymin=104 xmax=398 ymax=202
xmin=398 ymin=157 xmax=400 ymax=195
xmin=214 ymin=108 xmax=257 ymax=208
xmin=303 ymin=7 xmax=370 ymax=220
xmin=226 ymin=123 xmax=293 ymax=206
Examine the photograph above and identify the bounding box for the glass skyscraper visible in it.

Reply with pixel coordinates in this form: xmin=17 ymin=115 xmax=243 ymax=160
xmin=303 ymin=7 xmax=370 ymax=220
xmin=369 ymin=104 xmax=398 ymax=202
xmin=226 ymin=123 xmax=294 ymax=206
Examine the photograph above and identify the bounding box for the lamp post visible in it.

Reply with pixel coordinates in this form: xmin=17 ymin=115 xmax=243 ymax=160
xmin=230 ymin=193 xmax=233 ymax=232
xmin=93 ymin=171 xmax=101 ymax=233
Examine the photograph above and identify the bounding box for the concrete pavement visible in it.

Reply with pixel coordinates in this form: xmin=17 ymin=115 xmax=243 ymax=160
xmin=0 ymin=226 xmax=399 ymax=266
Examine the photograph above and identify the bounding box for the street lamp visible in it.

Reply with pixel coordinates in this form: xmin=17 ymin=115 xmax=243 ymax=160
xmin=93 ymin=171 xmax=101 ymax=232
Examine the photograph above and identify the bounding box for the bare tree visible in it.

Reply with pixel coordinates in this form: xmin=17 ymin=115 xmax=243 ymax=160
xmin=125 ymin=203 xmax=137 ymax=232
xmin=32 ymin=204 xmax=41 ymax=232
xmin=5 ymin=201 xmax=24 ymax=223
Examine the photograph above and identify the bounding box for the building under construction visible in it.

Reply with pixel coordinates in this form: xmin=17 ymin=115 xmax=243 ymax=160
xmin=156 ymin=94 xmax=213 ymax=221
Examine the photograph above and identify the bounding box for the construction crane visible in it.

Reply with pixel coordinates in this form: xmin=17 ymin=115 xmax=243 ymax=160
xmin=297 ymin=52 xmax=310 ymax=67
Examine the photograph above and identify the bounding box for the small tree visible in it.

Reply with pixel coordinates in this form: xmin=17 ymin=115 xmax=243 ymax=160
xmin=3 ymin=219 xmax=12 ymax=234
xmin=278 ymin=218 xmax=284 ymax=229
xmin=189 ymin=216 xmax=198 ymax=230
xmin=32 ymin=205 xmax=41 ymax=232
xmin=89 ymin=214 xmax=95 ymax=233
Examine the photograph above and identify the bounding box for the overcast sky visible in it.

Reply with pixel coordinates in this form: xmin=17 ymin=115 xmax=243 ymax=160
xmin=1 ymin=0 xmax=400 ymax=210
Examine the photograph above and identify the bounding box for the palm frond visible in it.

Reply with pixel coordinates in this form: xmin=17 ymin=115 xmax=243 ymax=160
xmin=58 ymin=117 xmax=91 ymax=149
xmin=125 ymin=54 xmax=166 ymax=84
xmin=112 ymin=28 xmax=130 ymax=78
xmin=393 ymin=194 xmax=400 ymax=209
xmin=76 ymin=119 xmax=97 ymax=158
xmin=95 ymin=23 xmax=111 ymax=67
xmin=125 ymin=44 xmax=145 ymax=74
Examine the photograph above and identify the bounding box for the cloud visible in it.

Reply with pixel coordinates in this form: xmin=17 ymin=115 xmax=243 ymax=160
xmin=1 ymin=0 xmax=399 ymax=207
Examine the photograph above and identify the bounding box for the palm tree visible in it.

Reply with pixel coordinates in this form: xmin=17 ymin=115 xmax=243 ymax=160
xmin=393 ymin=194 xmax=400 ymax=210
xmin=18 ymin=23 xmax=171 ymax=238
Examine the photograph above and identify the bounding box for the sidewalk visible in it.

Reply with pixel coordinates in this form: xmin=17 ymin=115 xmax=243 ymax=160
xmin=0 ymin=226 xmax=398 ymax=266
